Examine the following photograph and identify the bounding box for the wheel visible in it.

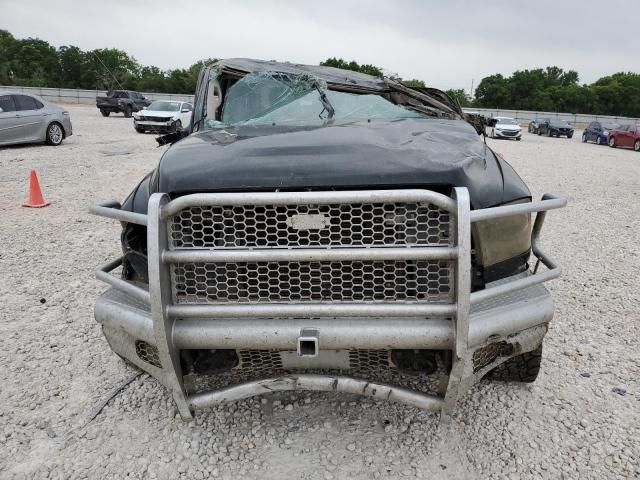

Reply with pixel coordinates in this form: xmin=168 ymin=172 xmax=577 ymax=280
xmin=486 ymin=345 xmax=543 ymax=383
xmin=635 ymin=139 xmax=640 ymax=152
xmin=596 ymin=136 xmax=602 ymax=145
xmin=582 ymin=132 xmax=587 ymax=143
xmin=100 ymin=109 xmax=110 ymax=117
xmin=123 ymin=106 xmax=132 ymax=118
xmin=537 ymin=129 xmax=542 ymax=136
xmin=491 ymin=128 xmax=495 ymax=139
xmin=609 ymin=136 xmax=616 ymax=148
xmin=173 ymin=120 xmax=182 ymax=132
xmin=516 ymin=137 xmax=521 ymax=141
xmin=545 ymin=129 xmax=551 ymax=137
xmin=528 ymin=125 xmax=532 ymax=133
xmin=45 ymin=122 xmax=64 ymax=146
xmin=567 ymin=132 xmax=573 ymax=139
xmin=135 ymin=126 xmax=145 ymax=133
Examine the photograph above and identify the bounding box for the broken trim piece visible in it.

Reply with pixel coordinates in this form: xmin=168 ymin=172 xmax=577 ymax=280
xmin=187 ymin=374 xmax=445 ymax=412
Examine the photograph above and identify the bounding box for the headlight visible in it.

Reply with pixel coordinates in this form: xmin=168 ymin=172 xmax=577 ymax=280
xmin=471 ymin=199 xmax=531 ymax=268
xmin=602 ymin=130 xmax=608 ymax=135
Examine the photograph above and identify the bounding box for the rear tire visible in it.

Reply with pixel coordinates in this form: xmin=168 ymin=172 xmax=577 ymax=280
xmin=45 ymin=122 xmax=64 ymax=146
xmin=135 ymin=126 xmax=145 ymax=133
xmin=124 ymin=106 xmax=132 ymax=118
xmin=100 ymin=109 xmax=110 ymax=117
xmin=567 ymin=132 xmax=573 ymax=139
xmin=609 ymin=136 xmax=616 ymax=148
xmin=486 ymin=345 xmax=543 ymax=383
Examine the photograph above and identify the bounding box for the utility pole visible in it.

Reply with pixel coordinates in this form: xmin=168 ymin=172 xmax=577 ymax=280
xmin=470 ymin=79 xmax=474 ymax=99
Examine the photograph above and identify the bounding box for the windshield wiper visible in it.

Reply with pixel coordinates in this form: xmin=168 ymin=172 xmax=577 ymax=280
xmin=314 ymin=81 xmax=335 ymax=119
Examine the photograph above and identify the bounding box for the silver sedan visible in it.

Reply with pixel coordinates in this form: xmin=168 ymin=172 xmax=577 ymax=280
xmin=0 ymin=91 xmax=73 ymax=147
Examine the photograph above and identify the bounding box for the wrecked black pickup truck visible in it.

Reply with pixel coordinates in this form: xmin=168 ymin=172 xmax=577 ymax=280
xmin=90 ymin=58 xmax=566 ymax=419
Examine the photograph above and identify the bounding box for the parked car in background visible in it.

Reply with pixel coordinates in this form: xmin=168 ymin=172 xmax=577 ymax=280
xmin=132 ymin=100 xmax=192 ymax=133
xmin=489 ymin=116 xmax=522 ymax=140
xmin=96 ymin=90 xmax=151 ymax=117
xmin=608 ymin=124 xmax=640 ymax=151
xmin=537 ymin=119 xmax=574 ymax=138
xmin=528 ymin=118 xmax=547 ymax=134
xmin=582 ymin=121 xmax=620 ymax=145
xmin=0 ymin=91 xmax=72 ymax=147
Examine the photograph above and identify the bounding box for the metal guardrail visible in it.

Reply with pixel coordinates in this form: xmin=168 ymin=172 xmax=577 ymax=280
xmin=464 ymin=107 xmax=639 ymax=127
xmin=0 ymin=85 xmax=195 ymax=105
xmin=91 ymin=188 xmax=566 ymax=417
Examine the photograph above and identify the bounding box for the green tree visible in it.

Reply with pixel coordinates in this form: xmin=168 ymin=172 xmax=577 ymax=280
xmin=402 ymin=79 xmax=426 ymax=88
xmin=320 ymin=57 xmax=382 ymax=77
xmin=445 ymin=89 xmax=472 ymax=107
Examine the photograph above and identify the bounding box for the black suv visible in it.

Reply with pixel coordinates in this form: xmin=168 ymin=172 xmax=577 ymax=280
xmin=537 ymin=119 xmax=574 ymax=138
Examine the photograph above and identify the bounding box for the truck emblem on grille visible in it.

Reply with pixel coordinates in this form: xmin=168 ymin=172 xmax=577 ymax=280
xmin=286 ymin=214 xmax=330 ymax=230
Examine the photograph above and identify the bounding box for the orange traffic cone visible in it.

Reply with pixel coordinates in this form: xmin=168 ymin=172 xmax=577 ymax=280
xmin=22 ymin=169 xmax=51 ymax=208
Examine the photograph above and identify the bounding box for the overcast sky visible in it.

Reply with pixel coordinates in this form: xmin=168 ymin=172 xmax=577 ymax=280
xmin=2 ymin=0 xmax=636 ymax=91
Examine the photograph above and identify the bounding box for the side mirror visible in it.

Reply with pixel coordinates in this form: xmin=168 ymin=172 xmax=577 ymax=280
xmin=181 ymin=108 xmax=190 ymax=113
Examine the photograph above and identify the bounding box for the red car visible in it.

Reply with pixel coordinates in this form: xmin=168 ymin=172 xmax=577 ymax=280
xmin=608 ymin=124 xmax=640 ymax=151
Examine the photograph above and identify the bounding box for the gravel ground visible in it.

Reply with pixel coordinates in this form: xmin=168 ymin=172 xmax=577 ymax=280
xmin=0 ymin=105 xmax=638 ymax=479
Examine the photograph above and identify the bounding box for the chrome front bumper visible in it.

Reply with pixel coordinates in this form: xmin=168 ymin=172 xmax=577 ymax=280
xmin=90 ymin=189 xmax=566 ymax=418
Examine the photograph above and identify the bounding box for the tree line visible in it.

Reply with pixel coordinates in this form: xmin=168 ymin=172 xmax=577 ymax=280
xmin=0 ymin=30 xmax=210 ymax=94
xmin=2 ymin=30 xmax=639 ymax=117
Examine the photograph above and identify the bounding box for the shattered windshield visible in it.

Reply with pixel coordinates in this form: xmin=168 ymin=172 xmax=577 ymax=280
xmin=206 ymin=71 xmax=425 ymax=129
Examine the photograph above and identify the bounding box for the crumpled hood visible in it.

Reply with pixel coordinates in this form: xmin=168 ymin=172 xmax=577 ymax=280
xmin=137 ymin=109 xmax=176 ymax=119
xmin=149 ymin=118 xmax=529 ymax=210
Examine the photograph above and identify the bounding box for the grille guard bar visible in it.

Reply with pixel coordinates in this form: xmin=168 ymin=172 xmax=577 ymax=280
xmin=90 ymin=189 xmax=566 ymax=418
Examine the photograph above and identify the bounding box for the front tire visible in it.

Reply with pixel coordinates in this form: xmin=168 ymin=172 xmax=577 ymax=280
xmin=135 ymin=126 xmax=145 ymax=133
xmin=635 ymin=139 xmax=640 ymax=152
xmin=123 ymin=106 xmax=132 ymax=118
xmin=567 ymin=132 xmax=573 ymax=139
xmin=486 ymin=345 xmax=543 ymax=383
xmin=596 ymin=136 xmax=602 ymax=145
xmin=545 ymin=129 xmax=551 ymax=137
xmin=173 ymin=120 xmax=182 ymax=132
xmin=609 ymin=136 xmax=616 ymax=148
xmin=45 ymin=122 xmax=64 ymax=146
xmin=100 ymin=109 xmax=110 ymax=117
xmin=582 ymin=132 xmax=587 ymax=143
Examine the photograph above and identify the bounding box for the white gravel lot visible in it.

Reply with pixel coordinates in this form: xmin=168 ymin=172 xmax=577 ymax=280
xmin=0 ymin=104 xmax=638 ymax=479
